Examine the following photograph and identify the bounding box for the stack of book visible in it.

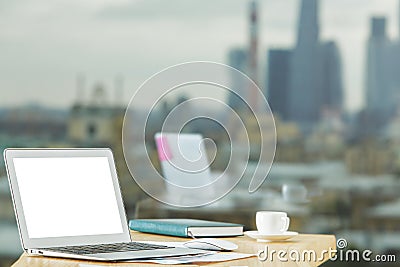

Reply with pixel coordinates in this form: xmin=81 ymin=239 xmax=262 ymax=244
xmin=129 ymin=219 xmax=244 ymax=238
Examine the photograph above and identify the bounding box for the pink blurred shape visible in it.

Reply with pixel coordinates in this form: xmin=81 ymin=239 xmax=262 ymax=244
xmin=155 ymin=135 xmax=173 ymax=161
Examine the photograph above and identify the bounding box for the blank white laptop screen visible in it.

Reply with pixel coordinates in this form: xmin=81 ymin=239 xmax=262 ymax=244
xmin=12 ymin=157 xmax=124 ymax=239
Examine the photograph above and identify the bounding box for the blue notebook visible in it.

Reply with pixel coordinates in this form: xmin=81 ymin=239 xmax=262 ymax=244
xmin=129 ymin=219 xmax=244 ymax=237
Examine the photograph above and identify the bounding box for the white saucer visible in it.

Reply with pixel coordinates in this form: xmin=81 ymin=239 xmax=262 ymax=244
xmin=244 ymin=231 xmax=298 ymax=242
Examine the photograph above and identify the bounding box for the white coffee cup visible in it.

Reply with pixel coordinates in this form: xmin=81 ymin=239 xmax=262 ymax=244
xmin=256 ymin=211 xmax=290 ymax=234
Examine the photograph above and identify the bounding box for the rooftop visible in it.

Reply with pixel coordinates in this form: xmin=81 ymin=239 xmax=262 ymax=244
xmin=368 ymin=198 xmax=400 ymax=218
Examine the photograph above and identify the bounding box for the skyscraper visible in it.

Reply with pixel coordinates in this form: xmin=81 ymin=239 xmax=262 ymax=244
xmin=267 ymin=49 xmax=292 ymax=120
xmin=361 ymin=4 xmax=400 ymax=134
xmin=366 ymin=17 xmax=395 ymax=122
xmin=281 ymin=0 xmax=344 ymax=131
xmin=227 ymin=48 xmax=248 ymax=110
xmin=320 ymin=41 xmax=344 ymax=112
xmin=296 ymin=0 xmax=319 ymax=46
xmin=288 ymin=0 xmax=320 ymax=130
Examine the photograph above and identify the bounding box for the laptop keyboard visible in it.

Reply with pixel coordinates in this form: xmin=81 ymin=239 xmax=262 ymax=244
xmin=42 ymin=242 xmax=171 ymax=255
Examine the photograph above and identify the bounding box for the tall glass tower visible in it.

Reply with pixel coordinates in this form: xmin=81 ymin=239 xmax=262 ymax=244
xmin=288 ymin=0 xmax=320 ymax=131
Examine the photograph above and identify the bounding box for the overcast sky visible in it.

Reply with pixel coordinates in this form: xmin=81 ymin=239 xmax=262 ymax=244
xmin=0 ymin=0 xmax=399 ymax=111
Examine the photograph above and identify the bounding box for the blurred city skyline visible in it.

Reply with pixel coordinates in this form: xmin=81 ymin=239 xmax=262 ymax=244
xmin=1 ymin=0 xmax=400 ymax=111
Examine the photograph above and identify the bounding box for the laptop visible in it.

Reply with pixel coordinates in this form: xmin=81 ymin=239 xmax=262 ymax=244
xmin=3 ymin=148 xmax=204 ymax=261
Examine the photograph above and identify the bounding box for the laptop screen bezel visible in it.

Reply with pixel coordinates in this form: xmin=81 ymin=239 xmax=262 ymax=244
xmin=4 ymin=148 xmax=132 ymax=249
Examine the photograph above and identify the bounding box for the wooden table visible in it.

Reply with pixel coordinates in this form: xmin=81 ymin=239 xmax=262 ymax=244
xmin=12 ymin=231 xmax=336 ymax=267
